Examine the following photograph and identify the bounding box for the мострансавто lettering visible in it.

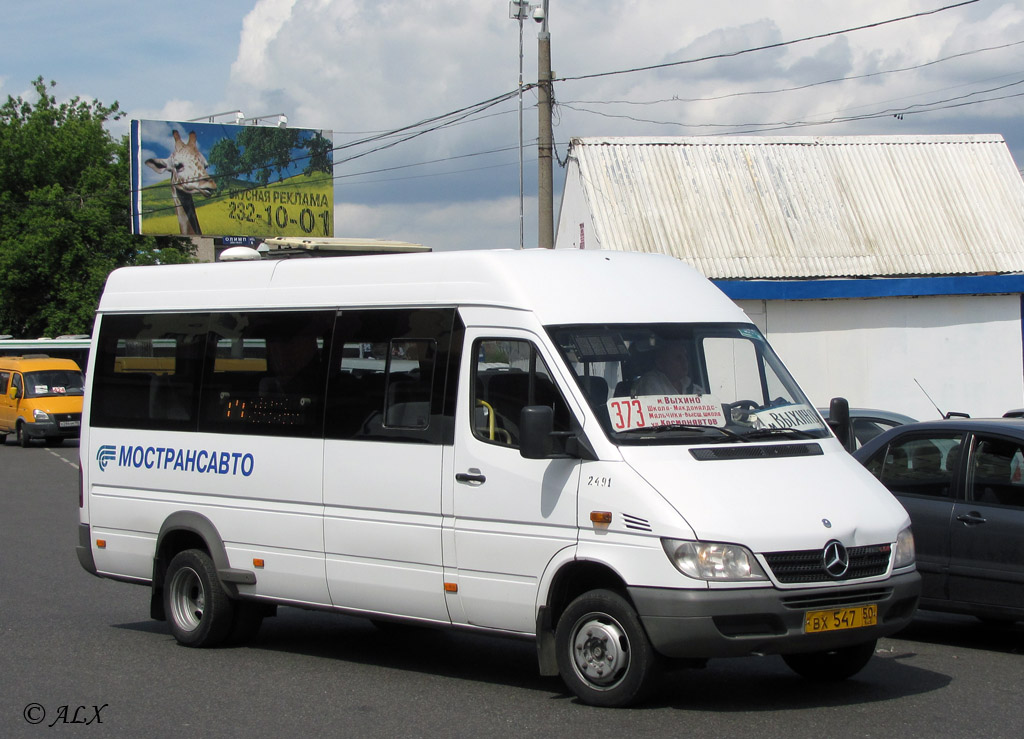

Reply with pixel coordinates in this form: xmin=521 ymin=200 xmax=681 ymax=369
xmin=108 ymin=445 xmax=255 ymax=476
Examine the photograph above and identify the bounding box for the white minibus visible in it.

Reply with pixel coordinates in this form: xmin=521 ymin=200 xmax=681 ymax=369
xmin=77 ymin=249 xmax=919 ymax=706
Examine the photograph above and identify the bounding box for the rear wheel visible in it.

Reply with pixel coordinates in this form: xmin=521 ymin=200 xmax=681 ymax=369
xmin=164 ymin=549 xmax=235 ymax=647
xmin=0 ymin=432 xmax=6 ymax=445
xmin=782 ymin=639 xmax=877 ymax=681
xmin=555 ymin=589 xmax=659 ymax=707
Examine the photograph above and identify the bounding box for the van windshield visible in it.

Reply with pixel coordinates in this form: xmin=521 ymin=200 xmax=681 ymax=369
xmin=24 ymin=370 xmax=85 ymax=398
xmin=548 ymin=323 xmax=829 ymax=446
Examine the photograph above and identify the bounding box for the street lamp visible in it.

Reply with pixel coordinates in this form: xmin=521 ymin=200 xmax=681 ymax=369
xmin=509 ymin=1 xmax=534 ymax=249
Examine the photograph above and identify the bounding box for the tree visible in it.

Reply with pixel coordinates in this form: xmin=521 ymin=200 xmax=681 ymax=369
xmin=208 ymin=127 xmax=333 ymax=189
xmin=0 ymin=78 xmax=195 ymax=338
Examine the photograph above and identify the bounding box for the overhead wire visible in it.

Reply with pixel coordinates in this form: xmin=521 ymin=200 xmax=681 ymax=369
xmin=562 ymin=38 xmax=1024 ymax=108
xmin=554 ymin=0 xmax=981 ymax=84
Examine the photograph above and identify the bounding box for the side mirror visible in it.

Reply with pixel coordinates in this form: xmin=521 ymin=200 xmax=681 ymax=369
xmin=520 ymin=405 xmax=554 ymax=459
xmin=8 ymin=385 xmax=19 ymax=401
xmin=828 ymin=396 xmax=852 ymax=451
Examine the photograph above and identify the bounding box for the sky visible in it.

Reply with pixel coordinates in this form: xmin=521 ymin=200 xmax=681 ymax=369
xmin=3 ymin=0 xmax=1023 ymax=251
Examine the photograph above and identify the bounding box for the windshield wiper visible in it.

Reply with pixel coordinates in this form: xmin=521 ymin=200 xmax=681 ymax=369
xmin=740 ymin=426 xmax=819 ymax=441
xmin=624 ymin=424 xmax=746 ymax=441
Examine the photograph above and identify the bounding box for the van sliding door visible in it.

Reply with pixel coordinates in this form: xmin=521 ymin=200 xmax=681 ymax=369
xmin=322 ymin=307 xmax=462 ymax=623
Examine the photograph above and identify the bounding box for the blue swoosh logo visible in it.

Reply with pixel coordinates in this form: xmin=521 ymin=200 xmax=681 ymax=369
xmin=96 ymin=445 xmax=116 ymax=472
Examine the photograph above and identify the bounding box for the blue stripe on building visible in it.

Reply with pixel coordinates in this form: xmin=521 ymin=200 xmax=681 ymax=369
xmin=713 ymin=274 xmax=1024 ymax=301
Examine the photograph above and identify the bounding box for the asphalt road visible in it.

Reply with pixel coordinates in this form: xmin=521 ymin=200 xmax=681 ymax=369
xmin=2 ymin=439 xmax=1023 ymax=738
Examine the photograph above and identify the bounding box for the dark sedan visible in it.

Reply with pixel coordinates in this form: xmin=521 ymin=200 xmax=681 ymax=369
xmin=853 ymin=418 xmax=1024 ymax=623
xmin=818 ymin=407 xmax=917 ymax=452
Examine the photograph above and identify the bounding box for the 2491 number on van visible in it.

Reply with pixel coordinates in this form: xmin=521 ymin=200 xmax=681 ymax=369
xmin=804 ymin=604 xmax=877 ymax=633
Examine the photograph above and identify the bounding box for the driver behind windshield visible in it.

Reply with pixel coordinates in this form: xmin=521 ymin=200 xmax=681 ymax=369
xmin=634 ymin=341 xmax=705 ymax=396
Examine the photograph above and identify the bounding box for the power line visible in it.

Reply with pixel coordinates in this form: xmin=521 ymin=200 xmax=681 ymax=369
xmin=697 ymin=83 xmax=1024 ymax=136
xmin=559 ymin=72 xmax=1024 ymax=130
xmin=556 ymin=0 xmax=981 ymax=83
xmin=562 ymin=38 xmax=1024 ymax=107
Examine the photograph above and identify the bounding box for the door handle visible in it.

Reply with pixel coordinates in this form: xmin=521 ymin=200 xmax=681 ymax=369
xmin=956 ymin=511 xmax=987 ymax=526
xmin=456 ymin=470 xmax=486 ymax=484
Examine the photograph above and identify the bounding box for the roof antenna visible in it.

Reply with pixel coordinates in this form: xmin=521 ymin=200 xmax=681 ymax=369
xmin=914 ymin=378 xmax=945 ymax=419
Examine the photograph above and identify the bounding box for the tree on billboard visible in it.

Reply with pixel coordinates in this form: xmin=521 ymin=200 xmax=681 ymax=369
xmin=0 ymin=78 xmax=194 ymax=337
xmin=208 ymin=127 xmax=333 ymax=189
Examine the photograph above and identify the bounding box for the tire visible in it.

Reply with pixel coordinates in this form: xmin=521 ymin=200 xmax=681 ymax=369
xmin=0 ymin=433 xmax=6 ymax=445
xmin=555 ymin=589 xmax=659 ymax=707
xmin=163 ymin=549 xmax=235 ymax=648
xmin=782 ymin=639 xmax=877 ymax=681
xmin=17 ymin=422 xmax=31 ymax=447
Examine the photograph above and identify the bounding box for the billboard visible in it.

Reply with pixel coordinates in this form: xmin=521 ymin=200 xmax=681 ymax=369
xmin=131 ymin=119 xmax=334 ymax=238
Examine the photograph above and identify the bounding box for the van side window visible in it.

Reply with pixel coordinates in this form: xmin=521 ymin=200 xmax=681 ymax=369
xmin=197 ymin=311 xmax=334 ymax=438
xmin=0 ymin=371 xmax=9 ymax=394
xmin=472 ymin=339 xmax=573 ymax=449
xmin=324 ymin=308 xmax=462 ymax=444
xmin=91 ymin=314 xmax=210 ymax=431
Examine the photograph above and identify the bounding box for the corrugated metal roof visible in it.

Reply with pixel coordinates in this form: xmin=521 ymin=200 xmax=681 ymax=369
xmin=566 ymin=135 xmax=1024 ymax=280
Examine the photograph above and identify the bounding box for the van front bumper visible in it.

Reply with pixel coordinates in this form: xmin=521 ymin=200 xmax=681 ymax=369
xmin=628 ymin=570 xmax=920 ymax=659
xmin=21 ymin=416 xmax=81 ymax=440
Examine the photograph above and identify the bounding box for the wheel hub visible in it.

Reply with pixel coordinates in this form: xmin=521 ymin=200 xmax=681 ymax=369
xmin=169 ymin=566 xmax=205 ymax=632
xmin=572 ymin=617 xmax=628 ymax=687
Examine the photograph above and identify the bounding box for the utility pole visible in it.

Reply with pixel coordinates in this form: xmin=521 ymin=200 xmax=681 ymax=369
xmin=537 ymin=0 xmax=554 ymax=249
xmin=509 ymin=1 xmax=529 ymax=249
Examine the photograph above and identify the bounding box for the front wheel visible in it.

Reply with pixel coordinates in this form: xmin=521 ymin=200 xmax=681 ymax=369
xmin=782 ymin=639 xmax=877 ymax=681
xmin=163 ymin=549 xmax=235 ymax=647
xmin=555 ymin=589 xmax=659 ymax=707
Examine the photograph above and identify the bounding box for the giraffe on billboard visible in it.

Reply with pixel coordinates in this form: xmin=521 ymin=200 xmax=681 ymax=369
xmin=144 ymin=130 xmax=217 ymax=235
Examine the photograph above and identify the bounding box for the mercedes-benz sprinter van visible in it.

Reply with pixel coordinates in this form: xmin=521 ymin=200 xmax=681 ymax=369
xmin=77 ymin=249 xmax=919 ymax=706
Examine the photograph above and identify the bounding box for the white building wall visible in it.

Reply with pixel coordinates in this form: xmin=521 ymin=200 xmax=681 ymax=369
xmin=554 ymin=159 xmax=598 ymax=251
xmin=736 ymin=295 xmax=1024 ymax=421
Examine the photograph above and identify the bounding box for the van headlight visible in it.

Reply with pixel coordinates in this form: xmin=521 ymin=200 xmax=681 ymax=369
xmin=661 ymin=539 xmax=768 ymax=581
xmin=893 ymin=526 xmax=915 ymax=569
xmin=33 ymin=409 xmax=52 ymax=422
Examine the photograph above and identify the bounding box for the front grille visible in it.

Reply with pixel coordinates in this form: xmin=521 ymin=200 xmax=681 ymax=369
xmin=52 ymin=413 xmax=81 ymax=424
xmin=763 ymin=544 xmax=891 ymax=584
xmin=781 ymin=587 xmax=893 ymax=611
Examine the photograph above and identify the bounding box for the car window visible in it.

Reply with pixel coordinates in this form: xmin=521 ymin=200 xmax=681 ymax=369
xmin=864 ymin=433 xmax=961 ymax=499
xmin=971 ymin=436 xmax=1024 ymax=508
xmin=852 ymin=418 xmax=900 ymax=450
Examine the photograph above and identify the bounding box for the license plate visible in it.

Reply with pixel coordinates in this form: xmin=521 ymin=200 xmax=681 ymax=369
xmin=804 ymin=604 xmax=877 ymax=633
xmin=59 ymin=420 xmax=80 ymax=428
